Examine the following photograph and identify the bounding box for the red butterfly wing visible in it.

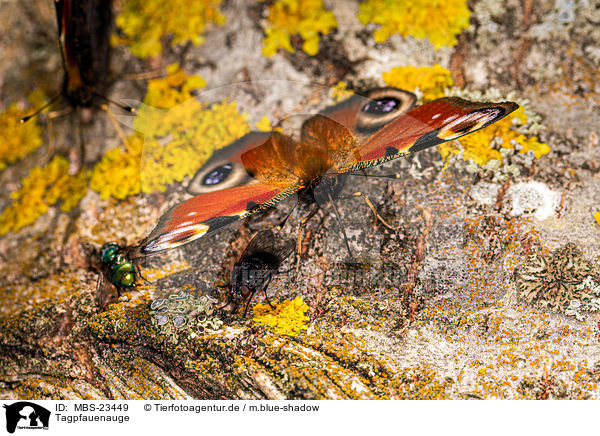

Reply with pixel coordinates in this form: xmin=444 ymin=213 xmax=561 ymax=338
xmin=135 ymin=132 xmax=303 ymax=257
xmin=137 ymin=183 xmax=299 ymax=256
xmin=352 ymin=97 xmax=519 ymax=167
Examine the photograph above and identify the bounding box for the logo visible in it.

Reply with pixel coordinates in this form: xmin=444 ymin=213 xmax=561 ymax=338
xmin=3 ymin=402 xmax=50 ymax=433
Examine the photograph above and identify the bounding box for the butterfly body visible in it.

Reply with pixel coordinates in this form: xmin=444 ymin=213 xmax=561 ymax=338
xmin=132 ymin=88 xmax=519 ymax=258
xmin=56 ymin=0 xmax=112 ymax=109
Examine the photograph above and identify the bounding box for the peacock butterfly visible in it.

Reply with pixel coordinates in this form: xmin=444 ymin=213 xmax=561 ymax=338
xmin=22 ymin=0 xmax=114 ymax=122
xmin=128 ymin=87 xmax=519 ymax=260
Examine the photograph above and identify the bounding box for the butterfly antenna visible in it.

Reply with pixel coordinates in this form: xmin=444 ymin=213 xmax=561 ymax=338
xmin=101 ymin=104 xmax=132 ymax=152
xmin=346 ymin=173 xmax=401 ymax=180
xmin=327 ymin=191 xmax=354 ymax=261
xmin=276 ymin=201 xmax=299 ymax=230
xmin=89 ymin=88 xmax=136 ymax=113
xmin=20 ymin=95 xmax=61 ymax=123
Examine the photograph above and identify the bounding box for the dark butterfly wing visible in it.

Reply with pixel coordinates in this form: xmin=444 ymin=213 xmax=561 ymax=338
xmin=56 ymin=0 xmax=112 ymax=106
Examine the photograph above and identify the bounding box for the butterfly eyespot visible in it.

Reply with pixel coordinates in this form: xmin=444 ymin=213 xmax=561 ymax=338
xmin=356 ymin=88 xmax=417 ymax=132
xmin=187 ymin=160 xmax=252 ymax=195
xmin=362 ymin=98 xmax=400 ymax=115
xmin=203 ymin=163 xmax=233 ymax=185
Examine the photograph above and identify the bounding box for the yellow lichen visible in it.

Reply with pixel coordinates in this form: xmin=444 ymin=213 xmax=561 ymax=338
xmin=252 ymin=297 xmax=309 ymax=337
xmin=0 ymin=92 xmax=45 ymax=171
xmin=358 ymin=0 xmax=471 ymax=50
xmin=113 ymin=0 xmax=225 ymax=59
xmin=331 ymin=81 xmax=354 ymax=102
xmin=261 ymin=0 xmax=338 ymax=57
xmin=439 ymin=107 xmax=550 ymax=166
xmin=255 ymin=116 xmax=272 ymax=132
xmin=135 ymin=99 xmax=249 ymax=193
xmin=0 ymin=156 xmax=88 ymax=234
xmin=90 ymin=135 xmax=143 ymax=200
xmin=143 ymin=64 xmax=206 ymax=109
xmin=382 ymin=65 xmax=453 ymax=101
xmin=90 ymin=68 xmax=249 ymax=198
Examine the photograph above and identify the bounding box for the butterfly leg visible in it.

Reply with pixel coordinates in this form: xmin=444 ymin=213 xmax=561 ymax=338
xmin=295 ymin=203 xmax=321 ymax=276
xmin=101 ymin=104 xmax=132 ymax=153
xmin=327 ymin=191 xmax=354 ymax=261
xmin=338 ymin=191 xmax=398 ymax=231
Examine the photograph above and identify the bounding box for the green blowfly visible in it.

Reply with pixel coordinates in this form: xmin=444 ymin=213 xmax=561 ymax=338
xmin=97 ymin=242 xmax=141 ymax=308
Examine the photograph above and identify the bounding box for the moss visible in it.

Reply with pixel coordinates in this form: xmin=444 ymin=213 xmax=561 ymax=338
xmin=135 ymin=99 xmax=249 ymax=193
xmin=358 ymin=0 xmax=471 ymax=49
xmin=255 ymin=116 xmax=272 ymax=132
xmin=0 ymin=156 xmax=88 ymax=235
xmin=252 ymin=297 xmax=309 ymax=337
xmin=149 ymin=290 xmax=222 ymax=341
xmin=0 ymin=93 xmax=45 ymax=171
xmin=113 ymin=0 xmax=225 ymax=59
xmin=382 ymin=64 xmax=453 ymax=101
xmin=261 ymin=0 xmax=338 ymax=57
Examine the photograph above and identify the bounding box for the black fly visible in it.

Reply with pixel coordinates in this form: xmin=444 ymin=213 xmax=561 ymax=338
xmin=231 ymin=230 xmax=294 ymax=316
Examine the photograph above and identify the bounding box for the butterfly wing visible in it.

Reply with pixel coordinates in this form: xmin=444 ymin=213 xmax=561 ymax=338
xmin=308 ymin=88 xmax=417 ymax=137
xmin=299 ymin=88 xmax=518 ymax=173
xmin=136 ymin=183 xmax=298 ymax=256
xmin=135 ymin=133 xmax=303 ymax=257
xmin=350 ymin=97 xmax=519 ymax=169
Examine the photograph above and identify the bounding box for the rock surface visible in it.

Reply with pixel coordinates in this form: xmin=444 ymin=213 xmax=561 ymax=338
xmin=1 ymin=0 xmax=600 ymax=399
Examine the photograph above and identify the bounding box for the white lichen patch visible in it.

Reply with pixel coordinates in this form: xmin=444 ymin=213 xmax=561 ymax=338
xmin=470 ymin=182 xmax=501 ymax=207
xmin=508 ymin=181 xmax=561 ymax=221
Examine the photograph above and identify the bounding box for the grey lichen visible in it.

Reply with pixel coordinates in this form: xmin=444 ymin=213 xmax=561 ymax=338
xmin=516 ymin=242 xmax=599 ymax=316
xmin=149 ymin=291 xmax=223 ymax=339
